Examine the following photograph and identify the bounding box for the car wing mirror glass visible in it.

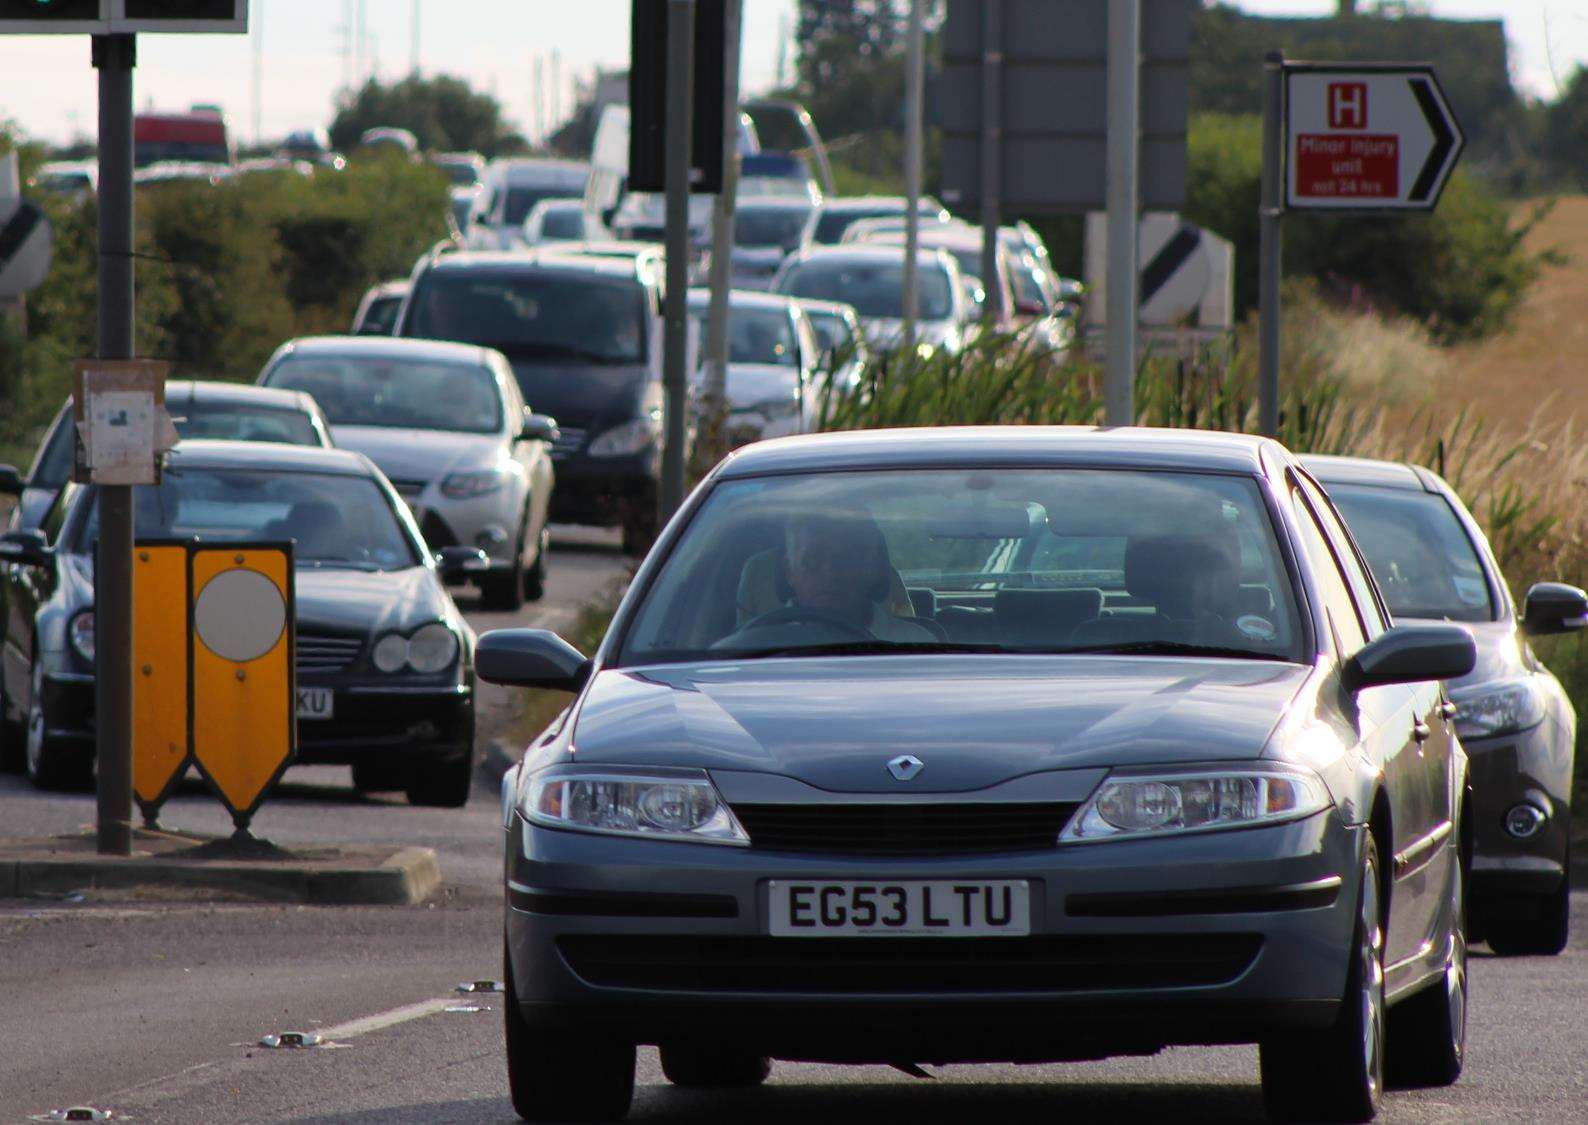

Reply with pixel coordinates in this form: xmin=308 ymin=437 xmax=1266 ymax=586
xmin=0 ymin=528 xmax=52 ymax=568
xmin=477 ymin=628 xmax=591 ymax=692
xmin=1522 ymin=582 xmax=1588 ymax=636
xmin=1342 ymin=625 xmax=1477 ymax=693
xmin=436 ymin=546 xmax=490 ymax=581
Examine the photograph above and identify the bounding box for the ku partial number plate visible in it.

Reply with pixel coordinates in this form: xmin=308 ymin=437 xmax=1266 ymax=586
xmin=767 ymin=880 xmax=1030 ymax=938
xmin=296 ymin=687 xmax=333 ymax=720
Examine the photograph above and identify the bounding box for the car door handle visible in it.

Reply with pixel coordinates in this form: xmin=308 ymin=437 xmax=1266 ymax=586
xmin=1439 ymin=701 xmax=1458 ymax=720
xmin=1413 ymin=721 xmax=1432 ymax=744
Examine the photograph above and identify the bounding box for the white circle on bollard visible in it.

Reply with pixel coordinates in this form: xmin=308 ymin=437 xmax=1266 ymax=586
xmin=195 ymin=568 xmax=287 ymax=663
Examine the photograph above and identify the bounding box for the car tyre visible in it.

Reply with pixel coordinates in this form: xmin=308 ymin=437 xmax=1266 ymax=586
xmin=480 ymin=553 xmax=526 ymax=613
xmin=1485 ymin=851 xmax=1571 ymax=957
xmin=405 ymin=753 xmax=472 ymax=808
xmin=23 ymin=660 xmax=93 ymax=792
xmin=505 ymin=947 xmax=635 ymax=1121
xmin=523 ymin=527 xmax=548 ymax=603
xmin=1260 ymin=836 xmax=1384 ymax=1123
xmin=660 ymin=1045 xmax=772 ymax=1088
xmin=1387 ymin=846 xmax=1466 ymax=1088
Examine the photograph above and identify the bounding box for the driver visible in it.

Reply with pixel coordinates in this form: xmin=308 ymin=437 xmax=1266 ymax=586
xmin=777 ymin=512 xmax=935 ymax=642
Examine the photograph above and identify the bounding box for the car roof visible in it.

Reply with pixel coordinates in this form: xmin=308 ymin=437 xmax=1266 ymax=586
xmin=686 ymin=288 xmax=798 ymax=312
xmin=787 ymin=245 xmax=953 ymax=267
xmin=1301 ymin=453 xmax=1436 ymax=493
xmin=423 ymin=250 xmax=645 ymax=282
xmin=165 ymin=440 xmax=375 ymax=476
xmin=274 ymin=335 xmax=491 ymax=365
xmin=165 ymin=381 xmax=319 ymax=411
xmin=716 ymin=426 xmax=1283 ymax=480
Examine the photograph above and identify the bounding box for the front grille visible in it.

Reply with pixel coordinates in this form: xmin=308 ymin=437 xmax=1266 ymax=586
xmin=297 ymin=633 xmax=364 ymax=673
xmin=558 ymin=934 xmax=1263 ymax=994
xmin=730 ymin=802 xmax=1080 ymax=857
xmin=551 ymin=426 xmax=587 ymax=459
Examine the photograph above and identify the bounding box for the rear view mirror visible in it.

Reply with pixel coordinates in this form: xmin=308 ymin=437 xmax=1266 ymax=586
xmin=0 ymin=464 xmax=22 ymax=496
xmin=0 ymin=528 xmax=51 ymax=568
xmin=477 ymin=628 xmax=591 ymax=692
xmin=1522 ymin=582 xmax=1588 ymax=637
xmin=436 ymin=545 xmax=490 ymax=581
xmin=1342 ymin=625 xmax=1476 ymax=693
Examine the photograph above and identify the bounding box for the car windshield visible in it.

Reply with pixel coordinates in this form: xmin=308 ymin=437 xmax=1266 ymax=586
xmin=620 ymin=468 xmax=1306 ymax=664
xmin=407 ymin=272 xmax=647 ymax=364
xmin=691 ymin=303 xmax=799 ymax=367
xmin=806 ymin=310 xmax=855 ymax=355
xmin=438 ymin=162 xmax=479 ymax=187
xmin=77 ymin=468 xmax=419 ymax=570
xmin=1011 ymin=258 xmax=1051 ymax=311
xmin=359 ymin=294 xmax=404 ymax=335
xmin=169 ymin=403 xmax=323 ymax=446
xmin=539 ymin=207 xmax=586 ymax=240
xmin=780 ymin=259 xmax=952 ymax=320
xmin=813 ymin=207 xmax=902 ymax=244
xmin=265 ymin=357 xmax=503 ymax=434
xmin=505 ymin=186 xmax=568 ymax=226
xmin=1326 ymin=484 xmax=1497 ymax=623
xmin=737 ymin=208 xmax=809 ymax=249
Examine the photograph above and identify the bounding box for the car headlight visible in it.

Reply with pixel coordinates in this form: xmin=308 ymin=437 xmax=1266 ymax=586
xmin=587 ymin=414 xmax=661 ymax=457
xmin=372 ymin=624 xmax=460 ymax=674
xmin=69 ymin=611 xmax=95 ymax=664
xmin=522 ymin=769 xmax=749 ymax=845
xmin=1061 ymin=766 xmax=1331 ymax=843
xmin=440 ymin=469 xmax=506 ymax=499
xmin=1450 ymin=678 xmax=1546 ymax=740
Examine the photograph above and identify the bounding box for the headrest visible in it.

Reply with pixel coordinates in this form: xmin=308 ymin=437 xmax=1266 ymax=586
xmin=1124 ymin=535 xmax=1240 ymax=618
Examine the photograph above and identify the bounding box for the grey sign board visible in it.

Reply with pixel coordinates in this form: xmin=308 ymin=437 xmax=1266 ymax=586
xmin=939 ymin=0 xmax=1191 ymax=214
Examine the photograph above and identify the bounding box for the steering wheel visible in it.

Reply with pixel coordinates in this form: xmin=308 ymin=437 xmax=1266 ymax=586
xmin=738 ymin=604 xmax=876 ymax=641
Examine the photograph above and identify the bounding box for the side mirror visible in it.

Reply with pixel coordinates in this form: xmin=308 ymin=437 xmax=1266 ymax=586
xmin=435 ymin=545 xmax=490 ymax=582
xmin=519 ymin=413 xmax=560 ymax=445
xmin=0 ymin=464 xmax=22 ymax=496
xmin=1342 ymin=625 xmax=1477 ymax=693
xmin=1014 ymin=298 xmax=1046 ymax=318
xmin=477 ymin=628 xmax=591 ymax=692
xmin=0 ymin=528 xmax=52 ymax=568
xmin=1522 ymin=582 xmax=1588 ymax=637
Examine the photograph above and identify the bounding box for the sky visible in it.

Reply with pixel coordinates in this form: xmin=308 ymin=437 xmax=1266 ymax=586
xmin=0 ymin=1 xmax=1583 ymax=147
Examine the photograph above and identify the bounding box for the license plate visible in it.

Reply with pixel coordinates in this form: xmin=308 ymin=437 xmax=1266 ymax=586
xmin=767 ymin=880 xmax=1030 ymax=938
xmin=296 ymin=687 xmax=334 ymax=720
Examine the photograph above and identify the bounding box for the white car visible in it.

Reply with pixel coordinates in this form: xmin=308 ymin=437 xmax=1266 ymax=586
xmin=730 ymin=198 xmax=814 ymax=291
xmin=522 ymin=198 xmax=611 ymax=245
xmin=800 ymin=195 xmax=949 ymax=251
xmin=686 ymin=289 xmax=823 ymax=445
xmin=772 ymin=245 xmax=968 ymax=355
xmin=257 ymin=336 xmax=558 ymax=611
xmin=473 ymin=158 xmax=590 ymax=251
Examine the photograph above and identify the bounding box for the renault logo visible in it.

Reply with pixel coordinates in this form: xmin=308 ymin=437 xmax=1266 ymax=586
xmin=887 ymin=754 xmax=925 ymax=782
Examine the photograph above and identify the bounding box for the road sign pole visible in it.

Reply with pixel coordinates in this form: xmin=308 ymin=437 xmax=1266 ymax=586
xmin=659 ymin=0 xmax=695 ymax=523
xmin=1104 ymin=0 xmax=1140 ymax=427
xmin=978 ymin=0 xmax=1001 ymax=324
xmin=901 ymin=0 xmax=923 ymax=347
xmin=94 ymin=33 xmax=137 ymax=857
xmin=1258 ymin=51 xmax=1284 ymax=439
xmin=701 ymin=0 xmax=742 ymax=468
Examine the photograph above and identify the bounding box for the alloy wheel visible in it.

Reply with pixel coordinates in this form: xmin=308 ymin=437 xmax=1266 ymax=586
xmin=1359 ymin=866 xmax=1386 ymax=1105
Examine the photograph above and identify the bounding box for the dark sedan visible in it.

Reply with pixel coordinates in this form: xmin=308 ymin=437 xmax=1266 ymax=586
xmin=1307 ymin=454 xmax=1582 ymax=955
xmin=0 ymin=442 xmax=477 ymax=806
xmin=482 ymin=427 xmax=1476 ymax=1123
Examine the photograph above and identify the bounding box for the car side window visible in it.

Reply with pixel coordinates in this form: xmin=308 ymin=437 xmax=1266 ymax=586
xmin=1298 ymin=478 xmax=1388 ymax=638
xmin=1291 ymin=486 xmax=1368 ymax=656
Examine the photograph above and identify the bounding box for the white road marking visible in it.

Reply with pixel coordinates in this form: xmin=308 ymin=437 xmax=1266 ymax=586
xmin=315 ymin=996 xmax=456 ymax=1042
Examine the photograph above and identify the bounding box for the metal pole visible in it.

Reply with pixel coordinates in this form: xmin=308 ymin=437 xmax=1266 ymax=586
xmin=702 ymin=0 xmax=743 ymax=468
xmin=1104 ymin=0 xmax=1140 ymax=427
xmin=93 ymin=34 xmax=137 ymax=858
xmin=252 ymin=0 xmax=264 ymax=147
xmin=410 ymin=0 xmax=420 ymax=76
xmin=1258 ymin=51 xmax=1285 ymax=438
xmin=979 ymin=0 xmax=1002 ymax=324
xmin=901 ymin=0 xmax=924 ymax=347
xmin=660 ymin=0 xmax=696 ymax=523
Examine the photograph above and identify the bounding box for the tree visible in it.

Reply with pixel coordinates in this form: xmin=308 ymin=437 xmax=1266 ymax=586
xmin=328 ymin=75 xmax=527 ymax=157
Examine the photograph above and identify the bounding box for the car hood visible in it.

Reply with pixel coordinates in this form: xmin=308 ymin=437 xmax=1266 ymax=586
xmin=501 ymin=358 xmax=653 ymax=431
xmin=294 ymin=565 xmax=453 ymax=637
xmin=569 ymin=656 xmax=1309 ymax=793
xmin=724 ymin=363 xmax=800 ymax=411
xmin=330 ymin=427 xmax=502 ymax=483
xmin=860 ymin=316 xmax=956 ymax=348
xmin=1403 ymin=617 xmax=1521 ymax=690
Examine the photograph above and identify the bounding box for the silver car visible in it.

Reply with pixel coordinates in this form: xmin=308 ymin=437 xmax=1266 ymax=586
xmin=686 ymin=289 xmax=822 ymax=446
xmin=482 ymin=427 xmax=1476 ymax=1123
xmin=772 ymin=245 xmax=968 ymax=355
xmin=258 ymin=336 xmax=557 ymax=611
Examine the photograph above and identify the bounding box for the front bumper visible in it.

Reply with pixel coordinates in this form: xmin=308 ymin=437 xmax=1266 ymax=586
xmin=505 ymin=807 xmax=1361 ymax=1062
xmin=1467 ymin=721 xmax=1573 ymax=898
xmin=406 ymin=490 xmax=522 ymax=567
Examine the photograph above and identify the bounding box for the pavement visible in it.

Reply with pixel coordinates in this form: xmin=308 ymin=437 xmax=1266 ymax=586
xmin=6 ymin=531 xmax=1588 ymax=1122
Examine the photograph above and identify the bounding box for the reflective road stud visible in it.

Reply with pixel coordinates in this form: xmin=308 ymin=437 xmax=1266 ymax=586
xmin=132 ymin=543 xmax=190 ymax=823
xmin=190 ymin=544 xmax=295 ymax=834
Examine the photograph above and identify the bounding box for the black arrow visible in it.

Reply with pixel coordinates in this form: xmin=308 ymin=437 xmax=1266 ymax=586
xmin=1140 ymin=225 xmax=1201 ymax=308
xmin=1408 ymin=77 xmax=1460 ymax=205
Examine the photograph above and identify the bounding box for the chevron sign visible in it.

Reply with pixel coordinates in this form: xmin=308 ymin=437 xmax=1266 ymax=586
xmin=0 ymin=155 xmax=53 ymax=299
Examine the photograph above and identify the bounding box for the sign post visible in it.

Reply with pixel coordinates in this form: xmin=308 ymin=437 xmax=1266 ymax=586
xmin=1257 ymin=57 xmax=1464 ymax=435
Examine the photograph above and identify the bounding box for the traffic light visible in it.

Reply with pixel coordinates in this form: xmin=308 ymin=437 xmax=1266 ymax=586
xmin=117 ymin=0 xmax=247 ymax=32
xmin=0 ymin=0 xmax=104 ymax=32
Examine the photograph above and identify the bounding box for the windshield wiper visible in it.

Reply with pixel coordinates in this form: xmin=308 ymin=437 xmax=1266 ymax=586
xmin=1059 ymin=640 xmax=1288 ymax=661
xmin=719 ymin=641 xmax=1007 ymax=659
